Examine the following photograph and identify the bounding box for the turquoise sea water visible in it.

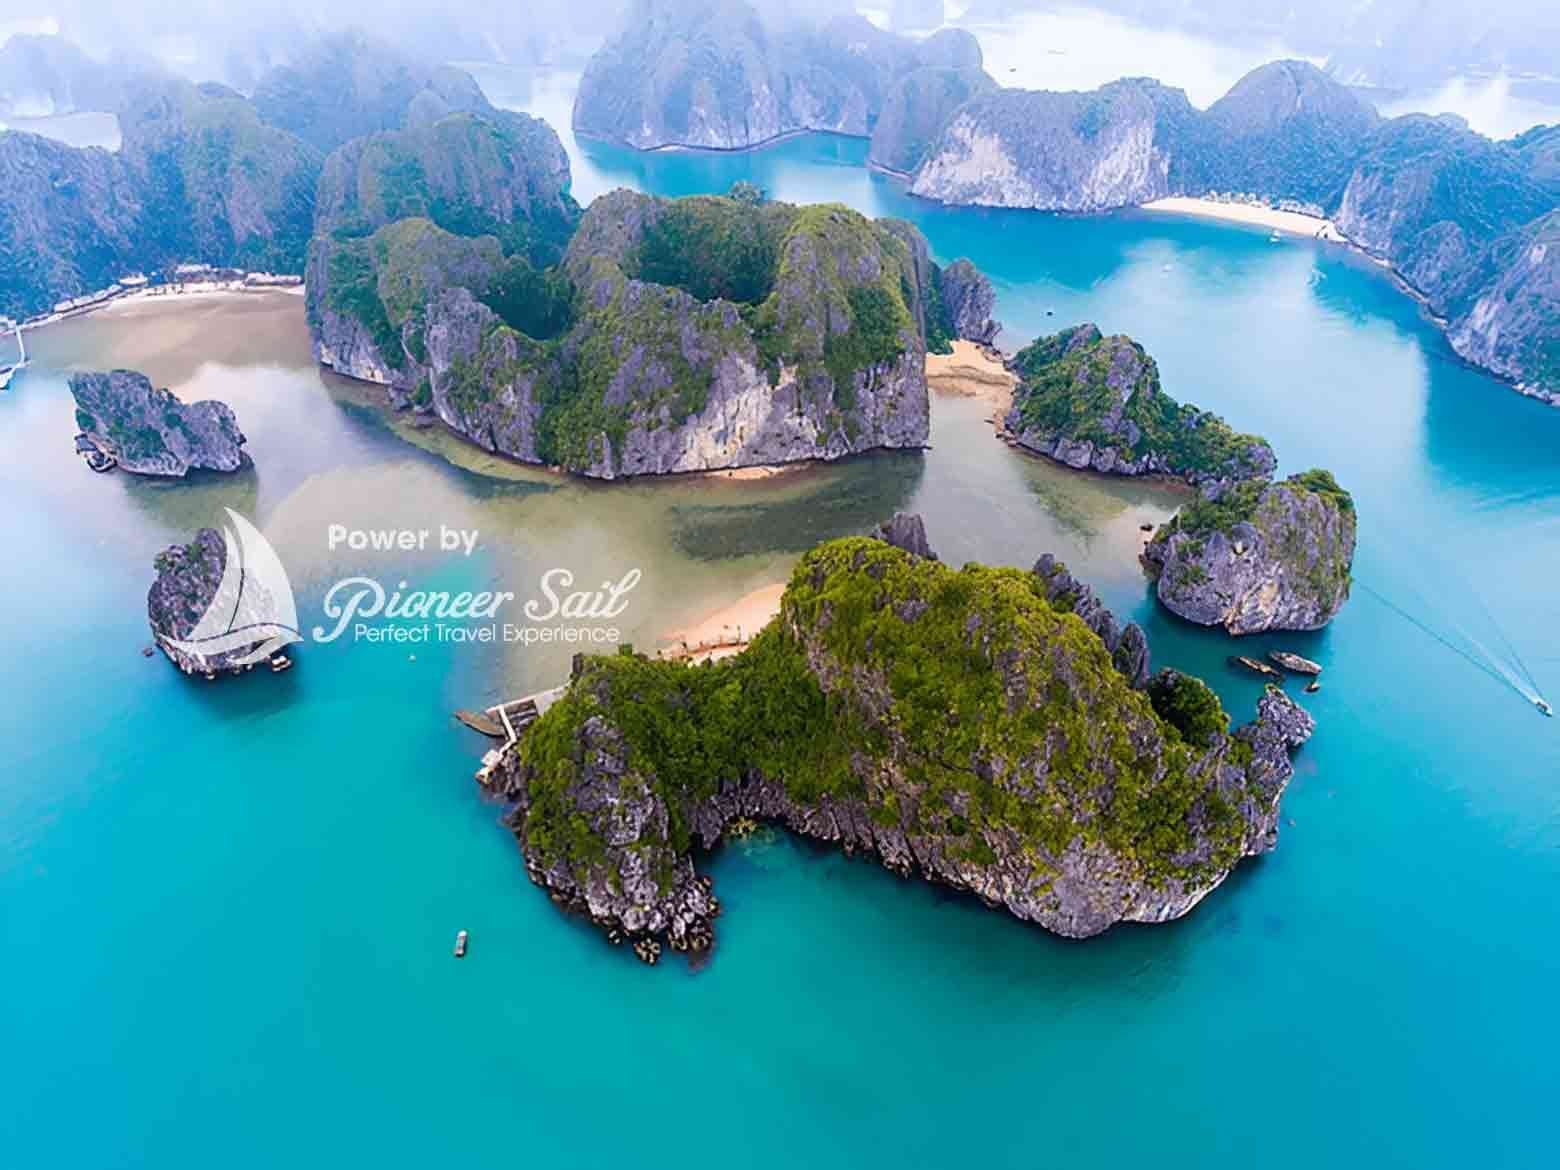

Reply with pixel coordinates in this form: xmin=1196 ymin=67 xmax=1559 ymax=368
xmin=4 ymin=131 xmax=1560 ymax=1168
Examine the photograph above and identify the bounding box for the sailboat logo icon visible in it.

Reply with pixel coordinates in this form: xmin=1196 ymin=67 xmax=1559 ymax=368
xmin=165 ymin=509 xmax=303 ymax=666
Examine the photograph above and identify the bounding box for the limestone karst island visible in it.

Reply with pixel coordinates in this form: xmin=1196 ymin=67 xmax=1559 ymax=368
xmin=4 ymin=2 xmax=1558 ymax=1167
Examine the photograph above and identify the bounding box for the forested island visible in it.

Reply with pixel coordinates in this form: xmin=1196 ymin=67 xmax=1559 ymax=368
xmin=1006 ymin=324 xmax=1357 ymax=633
xmin=309 ymin=181 xmax=998 ymax=477
xmin=483 ymin=521 xmax=1315 ymax=960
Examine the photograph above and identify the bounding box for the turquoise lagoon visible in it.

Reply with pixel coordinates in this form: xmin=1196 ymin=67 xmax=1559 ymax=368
xmin=3 ymin=131 xmax=1559 ymax=1168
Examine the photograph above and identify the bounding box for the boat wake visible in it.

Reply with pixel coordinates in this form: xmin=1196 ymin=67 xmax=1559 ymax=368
xmin=1357 ymin=580 xmax=1551 ymax=715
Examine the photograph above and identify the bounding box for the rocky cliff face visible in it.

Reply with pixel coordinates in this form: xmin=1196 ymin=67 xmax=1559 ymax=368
xmin=69 ymin=369 xmax=249 ymax=476
xmin=306 ymin=217 xmax=506 ymax=389
xmin=868 ymin=64 xmax=994 ymax=175
xmin=573 ymin=1 xmax=988 ymax=151
xmin=1448 ymin=212 xmax=1559 ymax=401
xmin=486 ymin=534 xmax=1316 ymax=960
xmin=314 ymin=108 xmax=579 ymax=268
xmin=909 ymin=80 xmax=1197 ymax=210
xmin=1005 ymin=324 xmax=1276 ymax=482
xmin=1142 ymin=471 xmax=1357 ymax=634
xmin=934 ymin=258 xmax=999 ymax=346
xmin=552 ymin=193 xmax=932 ymax=477
xmin=308 ymin=189 xmax=959 ymax=478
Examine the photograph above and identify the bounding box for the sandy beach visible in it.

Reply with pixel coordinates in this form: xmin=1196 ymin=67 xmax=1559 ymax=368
xmin=659 ymin=582 xmax=786 ymax=662
xmin=1140 ymin=196 xmax=1347 ymax=241
xmin=926 ymin=340 xmax=1016 ymax=422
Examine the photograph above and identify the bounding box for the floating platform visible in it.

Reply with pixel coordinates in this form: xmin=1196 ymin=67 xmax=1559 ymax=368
xmin=454 ymin=708 xmax=505 ymax=737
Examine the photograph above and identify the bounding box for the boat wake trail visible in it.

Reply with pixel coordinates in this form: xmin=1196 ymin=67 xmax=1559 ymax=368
xmin=1357 ymin=581 xmax=1551 ymax=710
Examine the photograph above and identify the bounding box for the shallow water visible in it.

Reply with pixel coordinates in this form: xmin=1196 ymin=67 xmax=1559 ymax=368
xmin=3 ymin=126 xmax=1559 ymax=1168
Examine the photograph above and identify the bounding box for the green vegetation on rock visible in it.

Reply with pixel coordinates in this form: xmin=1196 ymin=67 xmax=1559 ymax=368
xmin=1010 ymin=325 xmax=1275 ymax=480
xmin=519 ymin=537 xmax=1268 ymax=895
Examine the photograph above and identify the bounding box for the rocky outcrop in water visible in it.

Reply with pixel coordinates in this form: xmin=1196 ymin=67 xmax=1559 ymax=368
xmin=309 ymin=189 xmax=968 ymax=478
xmin=69 ymin=369 xmax=249 ymax=476
xmin=146 ymin=527 xmax=287 ymax=676
xmin=1142 ymin=471 xmax=1357 ymax=634
xmin=485 ymin=533 xmax=1316 ymax=960
xmin=573 ymin=1 xmax=988 ymax=151
xmin=1005 ymin=324 xmax=1276 ymax=483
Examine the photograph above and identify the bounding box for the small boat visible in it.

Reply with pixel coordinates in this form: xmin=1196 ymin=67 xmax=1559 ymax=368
xmin=269 ymin=653 xmax=293 ymax=673
xmin=1305 ymin=681 xmax=1321 ymax=694
xmin=1268 ymin=230 xmax=1283 ymax=243
xmin=1537 ymin=698 xmax=1554 ymax=718
xmin=1230 ymin=655 xmax=1283 ymax=680
xmin=1268 ymin=651 xmax=1322 ymax=676
xmin=453 ymin=929 xmax=469 ymax=958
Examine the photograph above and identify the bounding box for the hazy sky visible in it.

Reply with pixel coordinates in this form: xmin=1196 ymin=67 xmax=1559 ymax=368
xmin=3 ymin=1 xmax=1558 ymax=137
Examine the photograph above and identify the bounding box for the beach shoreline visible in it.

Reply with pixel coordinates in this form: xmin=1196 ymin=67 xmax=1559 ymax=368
xmin=659 ymin=582 xmax=787 ymax=662
xmin=927 ymin=340 xmax=1016 ymax=425
xmin=1139 ymin=196 xmax=1347 ymax=241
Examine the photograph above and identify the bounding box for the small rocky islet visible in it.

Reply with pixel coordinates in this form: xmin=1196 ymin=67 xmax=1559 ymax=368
xmin=145 ymin=527 xmax=291 ymax=677
xmin=1002 ymin=322 xmax=1357 ymax=634
xmin=483 ymin=516 xmax=1315 ymax=963
xmin=68 ymin=369 xmax=249 ymax=477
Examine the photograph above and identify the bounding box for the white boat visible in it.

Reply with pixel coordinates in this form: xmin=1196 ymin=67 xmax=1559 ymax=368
xmin=1537 ymin=698 xmax=1553 ymax=718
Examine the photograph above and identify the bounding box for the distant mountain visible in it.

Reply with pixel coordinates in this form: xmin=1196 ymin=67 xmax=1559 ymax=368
xmin=117 ymin=80 xmax=322 ymax=277
xmin=908 ymin=61 xmax=1560 ymax=402
xmin=0 ymin=78 xmax=321 ymax=320
xmin=573 ymin=0 xmax=989 ymax=154
xmin=1510 ymin=125 xmax=1560 ymax=199
xmin=1196 ymin=60 xmax=1380 ymax=208
xmin=251 ymin=31 xmax=491 ymax=154
xmin=0 ymin=133 xmax=143 ymax=319
xmin=0 ymin=34 xmax=146 ymax=119
xmin=868 ymin=64 xmax=995 ymax=175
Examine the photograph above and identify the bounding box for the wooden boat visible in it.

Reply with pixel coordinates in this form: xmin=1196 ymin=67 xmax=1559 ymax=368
xmin=1268 ymin=651 xmax=1322 ymax=676
xmin=453 ymin=929 xmax=469 ymax=958
xmin=1229 ymin=655 xmax=1283 ymax=680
